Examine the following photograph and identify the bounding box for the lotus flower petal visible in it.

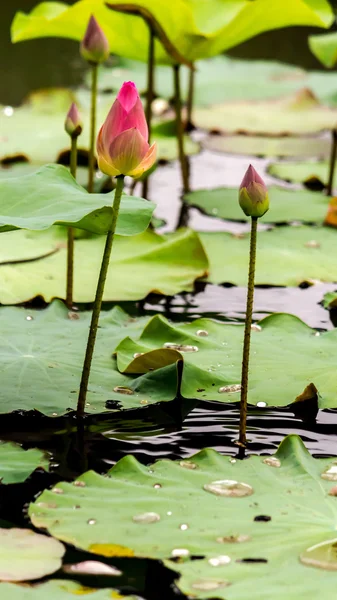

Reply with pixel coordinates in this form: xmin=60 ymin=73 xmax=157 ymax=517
xmin=128 ymin=143 xmax=157 ymax=178
xmin=117 ymin=81 xmax=138 ymax=112
xmin=108 ymin=128 xmax=149 ymax=176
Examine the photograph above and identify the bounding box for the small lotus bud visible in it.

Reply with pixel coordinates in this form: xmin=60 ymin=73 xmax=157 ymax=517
xmin=65 ymin=103 xmax=83 ymax=138
xmin=80 ymin=15 xmax=110 ymax=64
xmin=239 ymin=165 xmax=269 ymax=218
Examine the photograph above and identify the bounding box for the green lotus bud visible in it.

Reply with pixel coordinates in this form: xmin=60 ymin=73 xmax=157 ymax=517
xmin=239 ymin=164 xmax=269 ymax=218
xmin=64 ymin=102 xmax=83 ymax=138
xmin=80 ymin=15 xmax=110 ymax=65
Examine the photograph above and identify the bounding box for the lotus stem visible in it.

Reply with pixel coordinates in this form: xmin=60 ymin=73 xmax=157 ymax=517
xmin=66 ymin=136 xmax=78 ymax=309
xmin=173 ymin=64 xmax=189 ymax=194
xmin=142 ymin=25 xmax=155 ymax=200
xmin=186 ymin=65 xmax=195 ymax=129
xmin=88 ymin=63 xmax=98 ymax=193
xmin=77 ymin=175 xmax=125 ymax=416
xmin=239 ymin=216 xmax=258 ymax=455
xmin=327 ymin=128 xmax=337 ymax=196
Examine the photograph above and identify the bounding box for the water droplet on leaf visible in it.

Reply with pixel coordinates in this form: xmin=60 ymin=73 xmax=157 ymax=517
xmin=133 ymin=512 xmax=160 ymax=524
xmin=133 ymin=352 xmax=144 ymax=358
xmin=196 ymin=329 xmax=209 ymax=337
xmin=192 ymin=580 xmax=230 ymax=591
xmin=179 ymin=461 xmax=197 ymax=470
xmin=73 ymin=480 xmax=86 ymax=487
xmin=219 ymin=384 xmax=241 ymax=394
xmin=163 ymin=342 xmax=198 ymax=352
xmin=180 ymin=524 xmax=189 ymax=531
xmin=321 ymin=464 xmax=337 ymax=481
xmin=25 ymin=315 xmax=33 ymax=321
xmin=251 ymin=324 xmax=262 ymax=331
xmin=204 ymin=480 xmax=253 ymax=497
xmin=113 ymin=386 xmax=134 ymax=395
xmin=257 ymin=401 xmax=267 ymax=407
xmin=208 ymin=555 xmax=231 ymax=566
xmin=263 ymin=457 xmax=281 ymax=468
xmin=153 ymin=483 xmax=162 ymax=489
xmin=171 ymin=548 xmax=189 ymax=558
xmin=51 ymin=487 xmax=64 ymax=494
xmin=87 ymin=519 xmax=96 ymax=525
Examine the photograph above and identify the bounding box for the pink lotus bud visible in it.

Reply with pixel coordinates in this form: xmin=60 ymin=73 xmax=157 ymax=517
xmin=64 ymin=102 xmax=83 ymax=138
xmin=97 ymin=81 xmax=157 ymax=178
xmin=239 ymin=165 xmax=269 ymax=218
xmin=80 ymin=15 xmax=110 ymax=64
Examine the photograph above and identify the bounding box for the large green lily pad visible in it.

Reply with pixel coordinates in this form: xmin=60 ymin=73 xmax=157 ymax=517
xmin=0 ymin=165 xmax=154 ymax=235
xmin=0 ymin=528 xmax=64 ymax=581
xmin=11 ymin=0 xmax=333 ymax=64
xmin=28 ymin=435 xmax=337 ymax=600
xmin=114 ymin=310 xmax=337 ymax=408
xmin=203 ymin=133 xmax=330 ymax=158
xmin=184 ymin=186 xmax=330 ymax=223
xmin=0 ymin=228 xmax=207 ymax=304
xmin=0 ymin=579 xmax=131 ymax=598
xmin=0 ymin=89 xmax=198 ymax=165
xmin=0 ymin=301 xmax=181 ymax=416
xmin=0 ymin=443 xmax=47 ymax=484
xmin=195 ymin=88 xmax=337 ymax=135
xmin=309 ymin=31 xmax=337 ymax=68
xmin=268 ymin=160 xmax=330 ymax=186
xmin=200 ymin=226 xmax=337 ymax=286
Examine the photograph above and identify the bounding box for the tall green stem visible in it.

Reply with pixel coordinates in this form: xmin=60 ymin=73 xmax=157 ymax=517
xmin=66 ymin=136 xmax=78 ymax=309
xmin=327 ymin=128 xmax=337 ymax=196
xmin=186 ymin=65 xmax=195 ymax=130
xmin=239 ymin=216 xmax=258 ymax=454
xmin=88 ymin=63 xmax=98 ymax=193
xmin=173 ymin=64 xmax=189 ymax=194
xmin=142 ymin=26 xmax=155 ymax=200
xmin=77 ymin=176 xmax=125 ymax=416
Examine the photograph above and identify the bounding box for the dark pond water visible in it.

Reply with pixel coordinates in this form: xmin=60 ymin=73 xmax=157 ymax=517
xmin=1 ymin=4 xmax=337 ymax=597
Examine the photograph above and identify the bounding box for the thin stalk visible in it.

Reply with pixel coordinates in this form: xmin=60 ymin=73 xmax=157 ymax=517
xmin=186 ymin=65 xmax=195 ymax=129
xmin=173 ymin=64 xmax=189 ymax=194
xmin=88 ymin=62 xmax=98 ymax=193
xmin=239 ymin=216 xmax=258 ymax=455
xmin=327 ymin=128 xmax=337 ymax=196
xmin=66 ymin=136 xmax=78 ymax=308
xmin=142 ymin=26 xmax=155 ymax=200
xmin=77 ymin=176 xmax=125 ymax=416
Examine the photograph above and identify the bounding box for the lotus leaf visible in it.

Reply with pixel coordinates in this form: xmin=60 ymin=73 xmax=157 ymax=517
xmin=0 ymin=301 xmax=182 ymax=416
xmin=322 ymin=291 xmax=337 ymax=309
xmin=0 ymin=528 xmax=64 ymax=581
xmin=200 ymin=226 xmax=337 ymax=286
xmin=28 ymin=435 xmax=337 ymax=600
xmin=114 ymin=310 xmax=337 ymax=408
xmin=203 ymin=133 xmax=330 ymax=158
xmin=184 ymin=186 xmax=330 ymax=223
xmin=0 ymin=579 xmax=132 ymax=598
xmin=0 ymin=165 xmax=154 ymax=235
xmin=0 ymin=227 xmax=207 ymax=304
xmin=268 ymin=160 xmax=330 ymax=186
xmin=194 ymin=88 xmax=337 ymax=135
xmin=11 ymin=0 xmax=333 ymax=63
xmin=309 ymin=31 xmax=337 ymax=68
xmin=0 ymin=443 xmax=47 ymax=484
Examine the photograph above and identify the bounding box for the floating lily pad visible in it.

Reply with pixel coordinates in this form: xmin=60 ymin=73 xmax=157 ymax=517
xmin=203 ymin=133 xmax=330 ymax=158
xmin=114 ymin=310 xmax=337 ymax=408
xmin=0 ymin=528 xmax=64 ymax=581
xmin=0 ymin=301 xmax=182 ymax=416
xmin=309 ymin=31 xmax=337 ymax=68
xmin=184 ymin=186 xmax=330 ymax=223
xmin=268 ymin=160 xmax=330 ymax=186
xmin=97 ymin=56 xmax=337 ymax=108
xmin=200 ymin=226 xmax=337 ymax=286
xmin=0 ymin=89 xmax=198 ymax=165
xmin=0 ymin=228 xmax=207 ymax=304
xmin=0 ymin=443 xmax=47 ymax=484
xmin=194 ymin=89 xmax=337 ymax=135
xmin=0 ymin=579 xmax=131 ymax=598
xmin=11 ymin=0 xmax=333 ymax=64
xmin=322 ymin=291 xmax=337 ymax=309
xmin=0 ymin=165 xmax=154 ymax=235
xmin=29 ymin=434 xmax=337 ymax=600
